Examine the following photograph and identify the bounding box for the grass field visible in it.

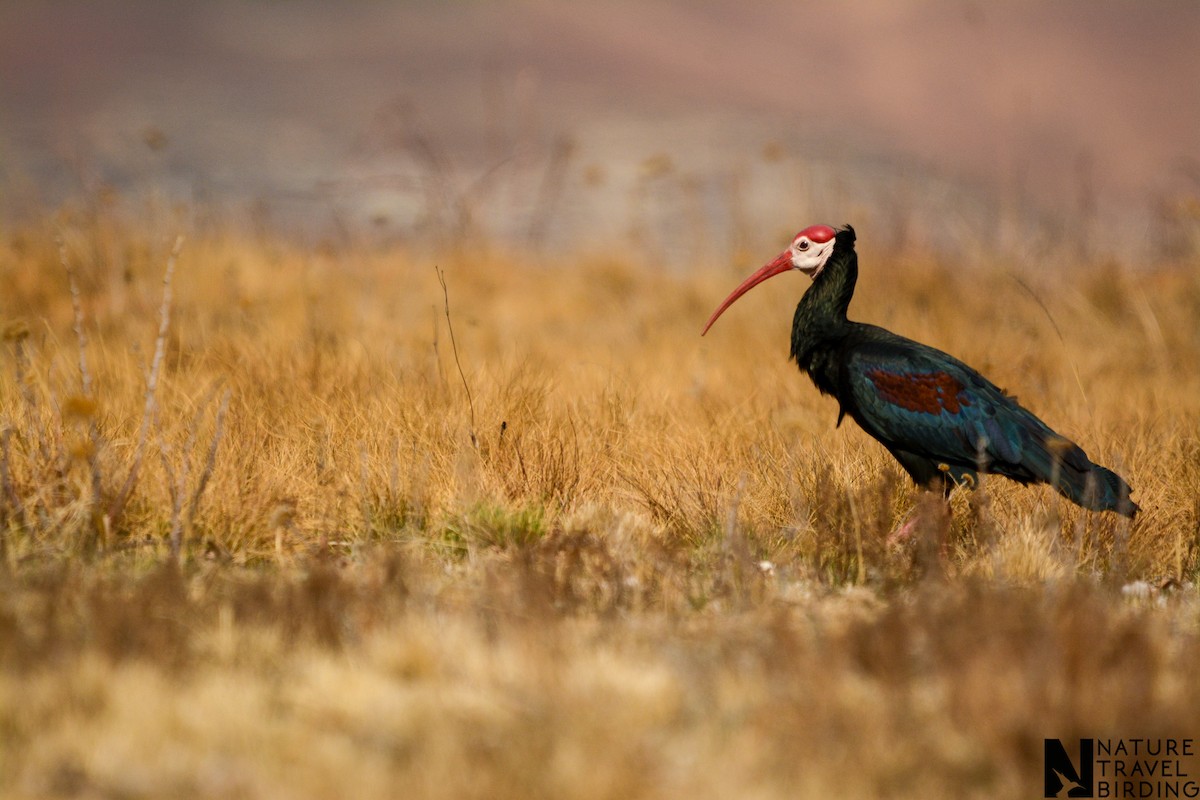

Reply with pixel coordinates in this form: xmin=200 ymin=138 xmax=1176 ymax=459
xmin=1 ymin=204 xmax=1199 ymax=798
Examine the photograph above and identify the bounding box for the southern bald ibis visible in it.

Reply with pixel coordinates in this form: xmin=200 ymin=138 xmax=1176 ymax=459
xmin=702 ymin=224 xmax=1138 ymax=518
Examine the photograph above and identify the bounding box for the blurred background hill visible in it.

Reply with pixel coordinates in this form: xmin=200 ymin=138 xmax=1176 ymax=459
xmin=1 ymin=0 xmax=1198 ymax=264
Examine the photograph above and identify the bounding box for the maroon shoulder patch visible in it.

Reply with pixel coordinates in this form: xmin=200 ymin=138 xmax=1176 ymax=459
xmin=866 ymin=369 xmax=972 ymax=415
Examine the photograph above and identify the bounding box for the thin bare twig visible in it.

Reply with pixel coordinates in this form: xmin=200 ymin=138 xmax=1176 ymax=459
xmin=2 ymin=329 xmax=33 ymax=536
xmin=60 ymin=238 xmax=94 ymax=399
xmin=0 ymin=426 xmax=24 ymax=543
xmin=359 ymin=441 xmax=373 ymax=535
xmin=59 ymin=236 xmax=104 ymax=547
xmin=185 ymin=387 xmax=230 ymax=534
xmin=10 ymin=329 xmax=37 ymax=410
xmin=430 ymin=306 xmax=447 ymax=388
xmin=434 ymin=265 xmax=477 ymax=448
xmin=110 ymin=235 xmax=184 ymax=523
xmin=1009 ymin=273 xmax=1091 ymax=411
xmin=161 ymin=382 xmax=229 ymax=562
xmin=157 ymin=425 xmax=185 ymax=561
xmin=164 ymin=384 xmax=209 ymax=555
xmin=8 ymin=326 xmax=53 ymax=468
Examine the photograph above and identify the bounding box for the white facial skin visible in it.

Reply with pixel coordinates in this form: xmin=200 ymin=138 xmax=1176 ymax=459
xmin=790 ymin=234 xmax=836 ymax=278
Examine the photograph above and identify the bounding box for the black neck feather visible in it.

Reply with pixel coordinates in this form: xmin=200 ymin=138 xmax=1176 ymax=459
xmin=790 ymin=226 xmax=858 ymax=364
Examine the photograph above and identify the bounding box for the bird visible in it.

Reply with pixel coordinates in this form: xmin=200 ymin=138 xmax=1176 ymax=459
xmin=1052 ymin=769 xmax=1087 ymax=799
xmin=702 ymin=224 xmax=1138 ymax=518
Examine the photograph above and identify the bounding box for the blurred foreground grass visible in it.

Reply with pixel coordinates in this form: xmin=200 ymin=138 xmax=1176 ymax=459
xmin=1 ymin=205 xmax=1199 ymax=798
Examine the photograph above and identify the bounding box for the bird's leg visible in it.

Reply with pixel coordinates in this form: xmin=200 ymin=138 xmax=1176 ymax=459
xmin=886 ymin=507 xmax=920 ymax=547
xmin=887 ymin=481 xmax=953 ymax=551
xmin=888 ymin=491 xmax=953 ymax=581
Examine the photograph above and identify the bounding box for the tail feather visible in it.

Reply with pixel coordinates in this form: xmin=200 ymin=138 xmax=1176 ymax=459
xmin=1056 ymin=459 xmax=1139 ymax=518
xmin=1017 ymin=430 xmax=1139 ymax=518
xmin=980 ymin=400 xmax=1139 ymax=517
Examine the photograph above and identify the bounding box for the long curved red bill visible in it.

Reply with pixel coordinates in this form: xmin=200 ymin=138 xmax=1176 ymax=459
xmin=701 ymin=251 xmax=793 ymax=335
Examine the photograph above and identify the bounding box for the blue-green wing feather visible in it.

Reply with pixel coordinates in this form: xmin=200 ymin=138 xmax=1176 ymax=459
xmin=838 ymin=331 xmax=1135 ymax=515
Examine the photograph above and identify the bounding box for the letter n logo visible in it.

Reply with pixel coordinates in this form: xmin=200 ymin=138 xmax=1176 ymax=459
xmin=1044 ymin=738 xmax=1094 ymax=797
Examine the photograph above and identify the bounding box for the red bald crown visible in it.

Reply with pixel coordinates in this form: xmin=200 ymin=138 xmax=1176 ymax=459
xmin=796 ymin=224 xmax=836 ymax=243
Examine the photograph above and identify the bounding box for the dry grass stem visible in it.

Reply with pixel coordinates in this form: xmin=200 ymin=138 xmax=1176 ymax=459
xmin=435 ymin=263 xmax=477 ymax=449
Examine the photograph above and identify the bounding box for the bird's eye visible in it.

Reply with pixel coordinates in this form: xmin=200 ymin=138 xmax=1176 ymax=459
xmin=797 ymin=240 xmax=809 ymax=251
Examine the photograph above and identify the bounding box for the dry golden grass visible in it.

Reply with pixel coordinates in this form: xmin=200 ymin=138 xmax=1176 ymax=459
xmin=1 ymin=206 xmax=1199 ymax=798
